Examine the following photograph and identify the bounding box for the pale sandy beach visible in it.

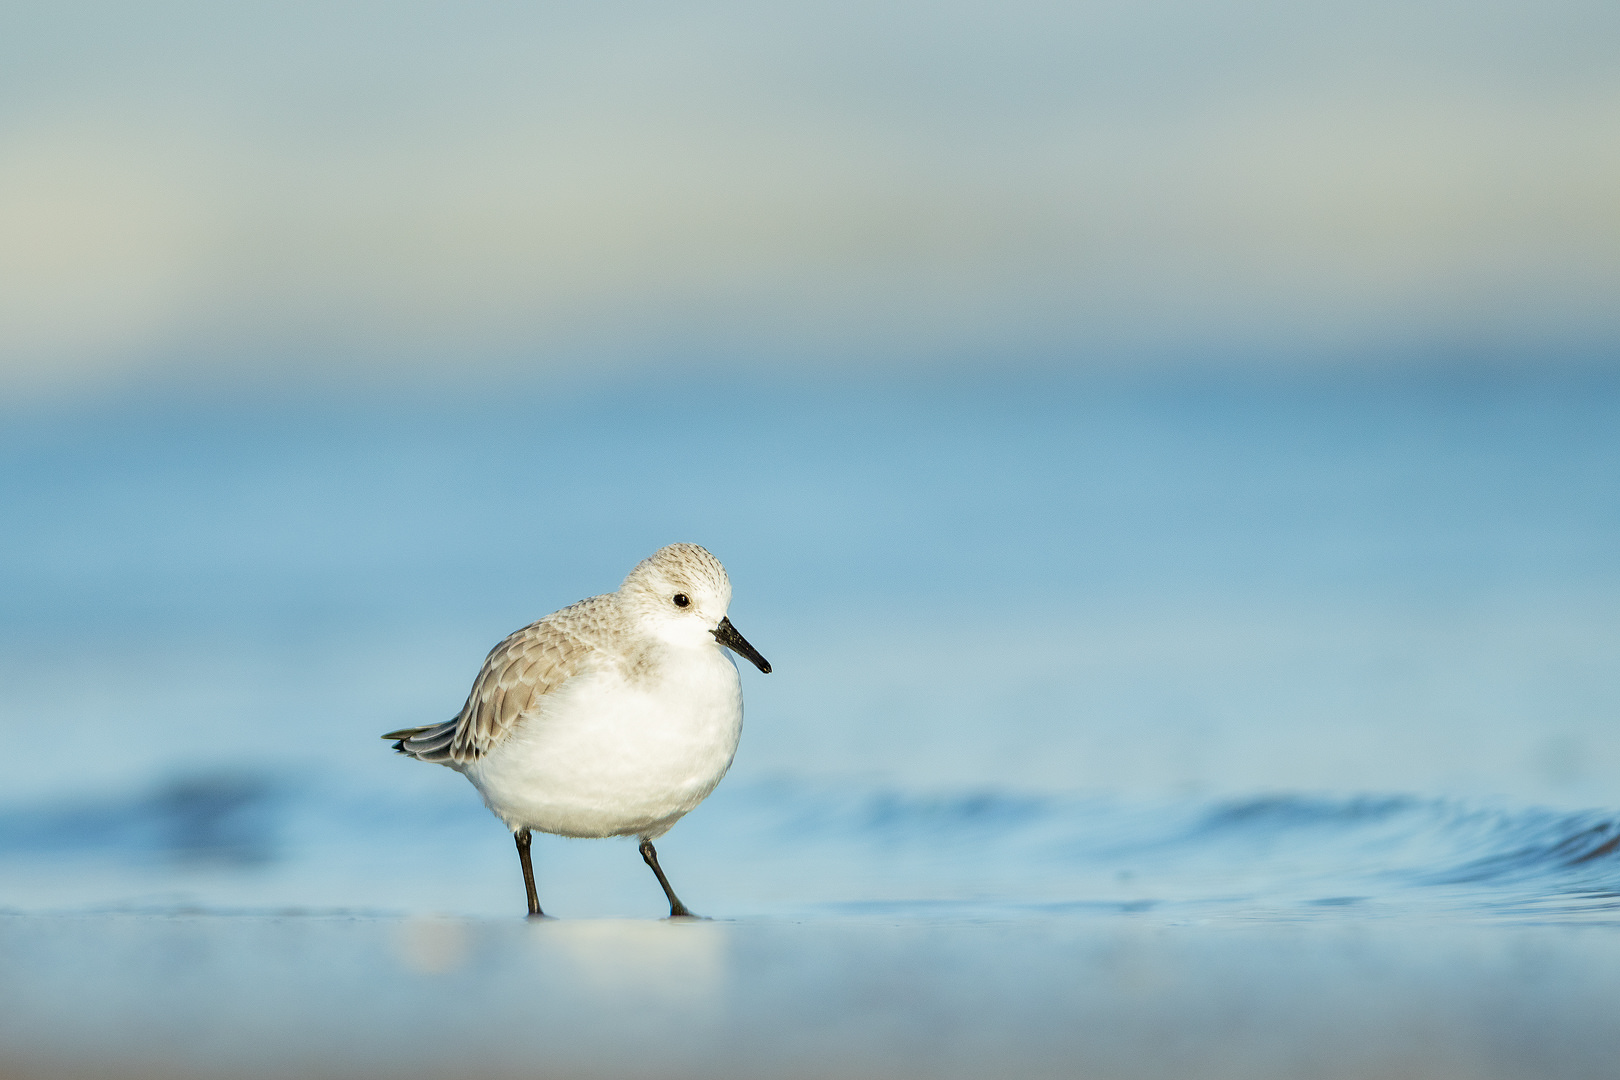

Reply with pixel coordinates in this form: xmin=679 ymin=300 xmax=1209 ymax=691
xmin=3 ymin=912 xmax=1619 ymax=1080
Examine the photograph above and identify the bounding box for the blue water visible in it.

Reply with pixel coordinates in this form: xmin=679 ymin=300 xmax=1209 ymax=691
xmin=3 ymin=773 xmax=1619 ymax=924
xmin=4 ymin=365 xmax=1620 ymax=1079
xmin=1 ymin=365 xmax=1618 ymax=921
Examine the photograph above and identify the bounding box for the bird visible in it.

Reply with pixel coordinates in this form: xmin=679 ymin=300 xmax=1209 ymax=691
xmin=383 ymin=543 xmax=771 ymax=918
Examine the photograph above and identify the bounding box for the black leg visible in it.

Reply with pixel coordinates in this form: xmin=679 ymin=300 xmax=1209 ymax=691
xmin=639 ymin=839 xmax=695 ymax=918
xmin=515 ymin=828 xmax=544 ymax=917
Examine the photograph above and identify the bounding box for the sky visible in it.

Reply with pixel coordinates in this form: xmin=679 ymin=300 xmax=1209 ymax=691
xmin=1 ymin=0 xmax=1618 ymax=400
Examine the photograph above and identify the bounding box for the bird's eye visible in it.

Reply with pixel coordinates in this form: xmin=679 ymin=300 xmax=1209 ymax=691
xmin=672 ymin=593 xmax=691 ymax=608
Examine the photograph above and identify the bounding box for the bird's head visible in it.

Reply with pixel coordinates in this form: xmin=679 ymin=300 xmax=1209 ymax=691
xmin=619 ymin=543 xmax=771 ymax=673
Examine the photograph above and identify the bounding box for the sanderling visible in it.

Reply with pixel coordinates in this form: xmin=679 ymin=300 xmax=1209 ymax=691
xmin=383 ymin=543 xmax=771 ymax=918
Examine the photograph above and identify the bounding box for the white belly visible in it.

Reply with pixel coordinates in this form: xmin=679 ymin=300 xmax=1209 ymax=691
xmin=465 ymin=649 xmax=744 ymax=839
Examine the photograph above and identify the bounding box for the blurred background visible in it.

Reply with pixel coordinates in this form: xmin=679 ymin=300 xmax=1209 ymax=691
xmin=1 ymin=0 xmax=1619 ymax=919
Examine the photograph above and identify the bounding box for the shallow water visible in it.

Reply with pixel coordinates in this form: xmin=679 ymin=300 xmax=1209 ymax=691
xmin=3 ymin=776 xmax=1619 ymax=922
xmin=4 ymin=769 xmax=1620 ymax=1079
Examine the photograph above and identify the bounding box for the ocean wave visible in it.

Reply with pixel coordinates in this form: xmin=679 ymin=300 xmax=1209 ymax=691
xmin=2 ymin=776 xmax=1618 ymax=919
xmin=0 ymin=771 xmax=282 ymax=865
xmin=750 ymin=785 xmax=1620 ymax=911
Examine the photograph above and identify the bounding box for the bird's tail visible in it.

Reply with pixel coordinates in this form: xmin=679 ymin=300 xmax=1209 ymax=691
xmin=382 ymin=720 xmax=460 ymax=764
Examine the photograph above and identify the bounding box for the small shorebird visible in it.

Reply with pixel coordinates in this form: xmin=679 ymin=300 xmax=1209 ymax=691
xmin=384 ymin=544 xmax=771 ymax=918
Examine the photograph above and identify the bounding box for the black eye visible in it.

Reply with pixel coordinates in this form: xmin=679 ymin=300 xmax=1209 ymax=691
xmin=672 ymin=593 xmax=690 ymax=608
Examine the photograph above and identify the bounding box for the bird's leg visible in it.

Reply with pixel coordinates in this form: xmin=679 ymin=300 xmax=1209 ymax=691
xmin=639 ymin=839 xmax=696 ymax=918
xmin=515 ymin=828 xmax=544 ymax=917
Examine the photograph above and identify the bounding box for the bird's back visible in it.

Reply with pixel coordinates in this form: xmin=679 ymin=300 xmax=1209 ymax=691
xmin=386 ymin=593 xmax=634 ymax=765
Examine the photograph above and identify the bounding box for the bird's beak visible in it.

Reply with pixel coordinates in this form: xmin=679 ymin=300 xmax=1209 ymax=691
xmin=712 ymin=617 xmax=772 ymax=673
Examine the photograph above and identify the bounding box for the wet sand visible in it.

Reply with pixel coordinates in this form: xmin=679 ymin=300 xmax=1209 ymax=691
xmin=1 ymin=912 xmax=1616 ymax=1080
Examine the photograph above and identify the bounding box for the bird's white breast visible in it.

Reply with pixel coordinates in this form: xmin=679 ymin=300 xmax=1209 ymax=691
xmin=465 ymin=642 xmax=744 ymax=839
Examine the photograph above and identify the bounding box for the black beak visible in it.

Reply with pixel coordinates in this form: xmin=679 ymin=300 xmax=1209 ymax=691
xmin=712 ymin=617 xmax=772 ymax=674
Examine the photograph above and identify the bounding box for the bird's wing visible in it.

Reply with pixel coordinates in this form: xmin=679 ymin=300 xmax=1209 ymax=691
xmin=386 ymin=595 xmax=614 ymax=766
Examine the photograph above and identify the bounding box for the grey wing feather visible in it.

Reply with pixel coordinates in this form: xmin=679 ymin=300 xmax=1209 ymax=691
xmin=384 ymin=597 xmax=611 ymax=766
xmin=383 ymin=719 xmax=459 ymax=761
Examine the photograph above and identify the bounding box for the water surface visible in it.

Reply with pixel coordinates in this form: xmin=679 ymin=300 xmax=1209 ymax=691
xmin=1 ymin=367 xmax=1617 ymax=1076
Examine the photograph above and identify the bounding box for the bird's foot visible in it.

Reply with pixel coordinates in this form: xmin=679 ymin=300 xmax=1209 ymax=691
xmin=665 ymin=906 xmax=709 ymax=920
